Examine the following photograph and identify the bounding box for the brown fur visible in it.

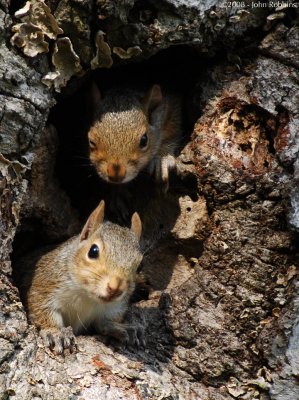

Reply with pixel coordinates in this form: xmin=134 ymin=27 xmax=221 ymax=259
xmin=21 ymin=201 xmax=143 ymax=338
xmin=88 ymin=85 xmax=182 ymax=186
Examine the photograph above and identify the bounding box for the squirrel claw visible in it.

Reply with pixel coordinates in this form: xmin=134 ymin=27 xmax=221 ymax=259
xmin=153 ymin=155 xmax=176 ymax=194
xmin=40 ymin=326 xmax=76 ymax=355
xmin=98 ymin=322 xmax=129 ymax=345
xmin=161 ymin=154 xmax=176 ymax=193
xmin=127 ymin=324 xmax=146 ymax=348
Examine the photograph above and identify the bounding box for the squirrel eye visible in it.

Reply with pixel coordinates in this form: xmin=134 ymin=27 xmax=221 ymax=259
xmin=88 ymin=244 xmax=99 ymax=259
xmin=89 ymin=140 xmax=96 ymax=149
xmin=139 ymin=133 xmax=148 ymax=149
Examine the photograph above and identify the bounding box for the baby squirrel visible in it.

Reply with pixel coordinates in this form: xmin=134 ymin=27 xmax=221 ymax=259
xmin=19 ymin=201 xmax=143 ymax=353
xmin=88 ymin=83 xmax=182 ymax=191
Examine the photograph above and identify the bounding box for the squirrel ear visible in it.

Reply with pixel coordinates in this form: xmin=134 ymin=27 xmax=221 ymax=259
xmin=131 ymin=212 xmax=142 ymax=241
xmin=91 ymin=81 xmax=101 ymax=118
xmin=80 ymin=200 xmax=105 ymax=241
xmin=142 ymin=84 xmax=163 ymax=115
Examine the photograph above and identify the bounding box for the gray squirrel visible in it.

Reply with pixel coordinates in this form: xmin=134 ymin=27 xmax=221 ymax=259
xmin=88 ymin=84 xmax=182 ymax=191
xmin=19 ymin=201 xmax=143 ymax=353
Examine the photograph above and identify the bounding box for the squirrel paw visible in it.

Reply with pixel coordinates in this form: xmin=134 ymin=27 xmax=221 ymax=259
xmin=99 ymin=321 xmax=129 ymax=344
xmin=161 ymin=154 xmax=176 ymax=192
xmin=152 ymin=155 xmax=176 ymax=193
xmin=126 ymin=324 xmax=146 ymax=348
xmin=40 ymin=326 xmax=76 ymax=355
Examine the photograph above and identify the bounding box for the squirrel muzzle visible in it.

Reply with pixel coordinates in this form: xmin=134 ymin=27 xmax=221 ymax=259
xmin=107 ymin=162 xmax=126 ymax=183
xmin=99 ymin=275 xmax=127 ymax=302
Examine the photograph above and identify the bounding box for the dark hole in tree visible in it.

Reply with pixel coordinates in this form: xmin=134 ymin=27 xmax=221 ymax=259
xmin=12 ymin=45 xmax=204 ymax=301
xmin=49 ymin=45 xmax=203 ymax=221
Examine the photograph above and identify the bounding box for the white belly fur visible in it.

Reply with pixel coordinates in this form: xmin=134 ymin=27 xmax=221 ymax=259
xmin=48 ymin=284 xmax=126 ymax=334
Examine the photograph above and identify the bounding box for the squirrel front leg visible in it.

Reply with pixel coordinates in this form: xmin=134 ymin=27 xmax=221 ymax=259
xmin=40 ymin=326 xmax=76 ymax=354
xmin=30 ymin=308 xmax=76 ymax=354
xmin=158 ymin=154 xmax=177 ymax=192
xmin=149 ymin=153 xmax=176 ymax=193
xmin=95 ymin=319 xmax=129 ymax=342
xmin=144 ymin=86 xmax=181 ymax=192
xmin=94 ymin=318 xmax=145 ymax=347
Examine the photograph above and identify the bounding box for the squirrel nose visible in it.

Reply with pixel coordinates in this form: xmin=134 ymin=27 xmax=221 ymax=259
xmin=107 ymin=163 xmax=126 ymax=182
xmin=105 ymin=277 xmax=124 ymax=300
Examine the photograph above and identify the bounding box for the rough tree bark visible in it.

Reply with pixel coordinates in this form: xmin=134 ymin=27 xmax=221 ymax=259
xmin=1 ymin=0 xmax=299 ymax=399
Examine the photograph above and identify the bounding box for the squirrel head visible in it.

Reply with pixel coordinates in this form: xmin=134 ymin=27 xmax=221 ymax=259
xmin=73 ymin=200 xmax=143 ymax=303
xmin=88 ymin=84 xmax=163 ymax=184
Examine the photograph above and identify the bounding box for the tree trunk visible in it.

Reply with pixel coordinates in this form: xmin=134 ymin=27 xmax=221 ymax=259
xmin=1 ymin=0 xmax=299 ymax=399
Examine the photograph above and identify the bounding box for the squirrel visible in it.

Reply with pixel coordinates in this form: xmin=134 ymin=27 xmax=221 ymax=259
xmin=88 ymin=83 xmax=182 ymax=191
xmin=17 ymin=200 xmax=143 ymax=354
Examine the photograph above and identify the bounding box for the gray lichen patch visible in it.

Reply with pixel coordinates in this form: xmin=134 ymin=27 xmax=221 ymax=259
xmin=91 ymin=30 xmax=113 ymax=69
xmin=54 ymin=0 xmax=93 ymax=65
xmin=42 ymin=37 xmax=82 ymax=92
xmin=14 ymin=0 xmax=63 ymax=39
xmin=11 ymin=23 xmax=49 ymax=57
xmin=113 ymin=46 xmax=142 ymax=60
xmin=11 ymin=0 xmax=63 ymax=57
